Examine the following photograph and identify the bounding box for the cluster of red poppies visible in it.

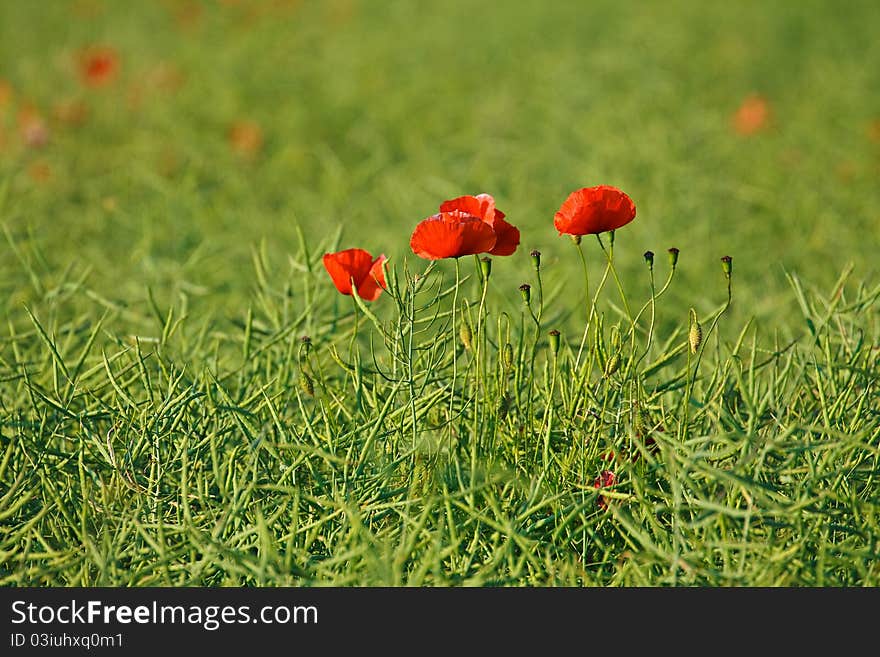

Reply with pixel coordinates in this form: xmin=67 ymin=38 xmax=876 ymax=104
xmin=322 ymin=185 xmax=637 ymax=301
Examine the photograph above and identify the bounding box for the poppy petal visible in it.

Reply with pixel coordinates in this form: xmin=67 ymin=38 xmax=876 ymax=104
xmin=322 ymin=248 xmax=374 ymax=296
xmin=458 ymin=216 xmax=497 ymax=256
xmin=554 ymin=186 xmax=636 ymax=236
xmin=439 ymin=194 xmax=518 ymax=256
xmin=410 ymin=212 xmax=496 ymax=260
xmin=356 ymin=255 xmax=387 ymax=301
xmin=440 ymin=194 xmax=495 ymax=222
xmin=487 ymin=215 xmax=520 ymax=256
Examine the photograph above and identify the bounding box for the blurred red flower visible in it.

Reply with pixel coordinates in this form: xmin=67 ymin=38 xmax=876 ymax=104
xmin=439 ymin=194 xmax=520 ymax=256
xmin=322 ymin=248 xmax=387 ymax=301
xmin=79 ymin=46 xmax=119 ymax=87
xmin=410 ymin=210 xmax=497 ymax=260
xmin=228 ymin=120 xmax=264 ymax=158
xmin=732 ymin=94 xmax=770 ymax=136
xmin=593 ymin=470 xmax=617 ymax=510
xmin=554 ymin=185 xmax=636 ymax=236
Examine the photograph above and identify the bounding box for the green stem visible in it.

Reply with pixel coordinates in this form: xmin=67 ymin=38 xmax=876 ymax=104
xmin=449 ymin=258 xmax=462 ymax=434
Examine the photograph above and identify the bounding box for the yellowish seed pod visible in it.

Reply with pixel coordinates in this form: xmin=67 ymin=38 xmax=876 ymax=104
xmin=502 ymin=343 xmax=514 ymax=371
xmin=460 ymin=323 xmax=473 ymax=351
xmin=688 ymin=308 xmax=703 ymax=354
xmin=300 ymin=373 xmax=314 ymax=396
xmin=604 ymin=352 xmax=621 ymax=377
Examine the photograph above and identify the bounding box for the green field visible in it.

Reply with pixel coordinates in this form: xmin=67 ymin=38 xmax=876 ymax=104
xmin=2 ymin=0 xmax=879 ymax=586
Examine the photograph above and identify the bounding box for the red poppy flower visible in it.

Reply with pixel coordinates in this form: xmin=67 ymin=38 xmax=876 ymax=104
xmin=322 ymin=248 xmax=387 ymax=301
xmin=439 ymin=193 xmax=520 ymax=256
xmin=554 ymin=186 xmax=636 ymax=236
xmin=410 ymin=210 xmax=497 ymax=260
xmin=732 ymin=94 xmax=770 ymax=136
xmin=593 ymin=469 xmax=617 ymax=510
xmin=79 ymin=47 xmax=119 ymax=87
xmin=228 ymin=120 xmax=264 ymax=158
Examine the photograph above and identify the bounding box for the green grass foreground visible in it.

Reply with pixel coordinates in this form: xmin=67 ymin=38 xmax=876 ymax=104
xmin=2 ymin=1 xmax=880 ymax=586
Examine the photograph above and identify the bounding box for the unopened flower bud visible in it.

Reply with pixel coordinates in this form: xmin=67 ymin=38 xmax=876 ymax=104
xmin=480 ymin=256 xmax=492 ymax=282
xmin=530 ymin=249 xmax=541 ymax=271
xmin=548 ymin=329 xmax=561 ymax=357
xmin=570 ymin=235 xmax=582 ymax=246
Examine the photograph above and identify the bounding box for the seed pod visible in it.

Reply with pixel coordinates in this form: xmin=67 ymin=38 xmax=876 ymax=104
xmin=667 ymin=247 xmax=680 ymax=269
xmin=688 ymin=308 xmax=703 ymax=354
xmin=460 ymin=322 xmax=473 ymax=352
xmin=633 ymin=406 xmax=646 ymax=437
xmin=721 ymin=255 xmax=733 ymax=278
xmin=604 ymin=352 xmax=621 ymax=377
xmin=502 ymin=343 xmax=514 ymax=371
xmin=519 ymin=283 xmax=531 ymax=305
xmin=643 ymin=250 xmax=654 ymax=270
xmin=299 ymin=373 xmax=314 ymax=396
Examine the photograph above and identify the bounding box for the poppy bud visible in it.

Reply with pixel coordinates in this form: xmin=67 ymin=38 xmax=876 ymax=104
xmin=643 ymin=250 xmax=654 ymax=270
xmin=460 ymin=322 xmax=473 ymax=352
xmin=570 ymin=235 xmax=582 ymax=246
xmin=667 ymin=247 xmax=679 ymax=269
xmin=548 ymin=329 xmax=561 ymax=357
xmin=519 ymin=283 xmax=531 ymax=305
xmin=688 ymin=308 xmax=702 ymax=354
xmin=480 ymin=256 xmax=492 ymax=282
xmin=502 ymin=343 xmax=514 ymax=371
xmin=721 ymin=255 xmax=732 ymax=278
xmin=530 ymin=249 xmax=541 ymax=271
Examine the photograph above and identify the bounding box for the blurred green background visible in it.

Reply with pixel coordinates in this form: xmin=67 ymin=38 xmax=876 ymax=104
xmin=2 ymin=0 xmax=879 ymax=331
